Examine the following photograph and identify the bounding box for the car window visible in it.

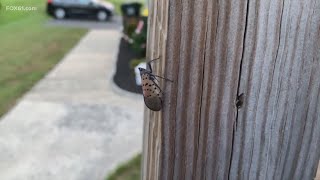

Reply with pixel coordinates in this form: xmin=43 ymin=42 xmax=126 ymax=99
xmin=54 ymin=0 xmax=92 ymax=5
xmin=77 ymin=0 xmax=91 ymax=5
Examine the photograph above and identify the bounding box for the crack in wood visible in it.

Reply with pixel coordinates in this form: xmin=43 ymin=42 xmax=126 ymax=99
xmin=228 ymin=0 xmax=250 ymax=179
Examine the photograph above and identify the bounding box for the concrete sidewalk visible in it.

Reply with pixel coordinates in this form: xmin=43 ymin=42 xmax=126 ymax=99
xmin=0 ymin=30 xmax=144 ymax=180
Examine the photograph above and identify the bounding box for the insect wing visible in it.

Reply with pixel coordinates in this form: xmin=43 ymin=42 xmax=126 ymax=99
xmin=141 ymin=73 xmax=163 ymax=111
xmin=144 ymin=96 xmax=162 ymax=111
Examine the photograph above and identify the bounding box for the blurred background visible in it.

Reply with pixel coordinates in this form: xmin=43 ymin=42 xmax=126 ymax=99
xmin=0 ymin=0 xmax=148 ymax=179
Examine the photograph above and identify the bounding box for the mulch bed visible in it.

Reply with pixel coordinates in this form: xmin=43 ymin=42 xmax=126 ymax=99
xmin=113 ymin=38 xmax=143 ymax=94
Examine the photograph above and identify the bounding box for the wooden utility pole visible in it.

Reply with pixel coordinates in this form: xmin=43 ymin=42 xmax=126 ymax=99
xmin=142 ymin=0 xmax=320 ymax=179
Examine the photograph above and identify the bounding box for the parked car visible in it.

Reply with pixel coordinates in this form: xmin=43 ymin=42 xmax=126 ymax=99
xmin=47 ymin=0 xmax=114 ymax=21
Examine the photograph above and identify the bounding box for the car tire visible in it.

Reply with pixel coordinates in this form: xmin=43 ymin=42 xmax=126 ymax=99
xmin=97 ymin=10 xmax=108 ymax=21
xmin=54 ymin=8 xmax=66 ymax=19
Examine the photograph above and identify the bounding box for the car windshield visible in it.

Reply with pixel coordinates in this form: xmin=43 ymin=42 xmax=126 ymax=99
xmin=77 ymin=0 xmax=91 ymax=5
xmin=91 ymin=0 xmax=102 ymax=3
xmin=54 ymin=0 xmax=92 ymax=5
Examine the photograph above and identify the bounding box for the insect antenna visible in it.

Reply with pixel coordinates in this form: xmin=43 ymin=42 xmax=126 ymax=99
xmin=148 ymin=57 xmax=161 ymax=64
xmin=147 ymin=56 xmax=161 ymax=71
xmin=146 ymin=56 xmax=173 ymax=82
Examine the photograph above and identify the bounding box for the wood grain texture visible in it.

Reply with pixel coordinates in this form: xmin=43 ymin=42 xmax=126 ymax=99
xmin=230 ymin=0 xmax=320 ymax=179
xmin=142 ymin=0 xmax=168 ymax=180
xmin=142 ymin=0 xmax=320 ymax=179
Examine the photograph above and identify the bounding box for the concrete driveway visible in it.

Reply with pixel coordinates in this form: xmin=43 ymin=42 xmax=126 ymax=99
xmin=0 ymin=29 xmax=144 ymax=180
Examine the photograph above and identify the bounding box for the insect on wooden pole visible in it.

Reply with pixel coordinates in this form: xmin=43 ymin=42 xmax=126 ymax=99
xmin=142 ymin=0 xmax=320 ymax=179
xmin=138 ymin=57 xmax=173 ymax=112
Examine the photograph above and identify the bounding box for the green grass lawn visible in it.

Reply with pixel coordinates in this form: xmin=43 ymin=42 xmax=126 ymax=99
xmin=106 ymin=154 xmax=142 ymax=180
xmin=0 ymin=0 xmax=87 ymax=117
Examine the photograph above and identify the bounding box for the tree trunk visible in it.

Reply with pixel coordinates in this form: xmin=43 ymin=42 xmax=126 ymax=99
xmin=142 ymin=0 xmax=320 ymax=179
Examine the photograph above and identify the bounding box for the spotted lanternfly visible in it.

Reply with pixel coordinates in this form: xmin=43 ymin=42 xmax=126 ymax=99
xmin=138 ymin=57 xmax=173 ymax=111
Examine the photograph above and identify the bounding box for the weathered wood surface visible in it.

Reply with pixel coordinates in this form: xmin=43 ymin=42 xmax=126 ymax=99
xmin=317 ymin=164 xmax=320 ymax=180
xmin=142 ymin=0 xmax=320 ymax=179
xmin=142 ymin=0 xmax=169 ymax=179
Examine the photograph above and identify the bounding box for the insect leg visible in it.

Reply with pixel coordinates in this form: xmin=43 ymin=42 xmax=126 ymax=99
xmin=147 ymin=76 xmax=162 ymax=92
xmin=153 ymin=76 xmax=160 ymax=83
xmin=152 ymin=74 xmax=173 ymax=82
xmin=152 ymin=80 xmax=163 ymax=93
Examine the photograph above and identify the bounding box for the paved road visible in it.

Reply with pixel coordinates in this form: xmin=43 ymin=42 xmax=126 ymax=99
xmin=0 ymin=29 xmax=144 ymax=180
xmin=46 ymin=16 xmax=122 ymax=30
